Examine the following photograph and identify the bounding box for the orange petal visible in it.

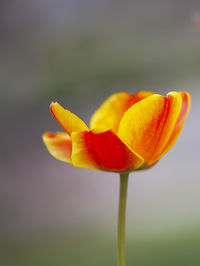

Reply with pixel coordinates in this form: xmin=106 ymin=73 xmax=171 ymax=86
xmin=149 ymin=91 xmax=183 ymax=163
xmin=129 ymin=90 xmax=155 ymax=105
xmin=155 ymin=91 xmax=191 ymax=161
xmin=118 ymin=92 xmax=182 ymax=165
xmin=42 ymin=132 xmax=72 ymax=162
xmin=90 ymin=91 xmax=154 ymax=133
xmin=71 ymin=130 xmax=144 ymax=171
xmin=50 ymin=102 xmax=89 ymax=135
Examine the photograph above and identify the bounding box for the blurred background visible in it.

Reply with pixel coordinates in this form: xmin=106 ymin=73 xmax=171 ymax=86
xmin=1 ymin=0 xmax=200 ymax=265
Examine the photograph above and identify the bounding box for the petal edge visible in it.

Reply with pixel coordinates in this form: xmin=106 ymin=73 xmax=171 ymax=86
xmin=50 ymin=102 xmax=89 ymax=135
xmin=42 ymin=132 xmax=72 ymax=162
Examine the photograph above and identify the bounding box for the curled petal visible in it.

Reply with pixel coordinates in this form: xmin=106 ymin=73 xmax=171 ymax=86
xmin=50 ymin=102 xmax=89 ymax=135
xmin=71 ymin=130 xmax=144 ymax=171
xmin=173 ymin=92 xmax=191 ymax=132
xmin=154 ymin=91 xmax=191 ymax=161
xmin=149 ymin=91 xmax=182 ymax=163
xmin=42 ymin=132 xmax=72 ymax=162
xmin=90 ymin=91 xmax=154 ymax=132
xmin=118 ymin=92 xmax=183 ymax=165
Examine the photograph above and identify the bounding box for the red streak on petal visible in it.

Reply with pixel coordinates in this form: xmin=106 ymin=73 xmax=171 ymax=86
xmin=174 ymin=92 xmax=189 ymax=132
xmin=83 ymin=131 xmax=130 ymax=171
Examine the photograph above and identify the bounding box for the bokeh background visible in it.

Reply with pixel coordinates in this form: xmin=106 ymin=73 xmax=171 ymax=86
xmin=1 ymin=1 xmax=200 ymax=265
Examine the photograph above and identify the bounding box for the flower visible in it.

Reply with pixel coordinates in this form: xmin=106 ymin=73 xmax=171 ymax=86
xmin=42 ymin=90 xmax=190 ymax=172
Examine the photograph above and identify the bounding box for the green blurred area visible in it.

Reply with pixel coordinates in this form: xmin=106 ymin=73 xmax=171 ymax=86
xmin=1 ymin=228 xmax=200 ymax=266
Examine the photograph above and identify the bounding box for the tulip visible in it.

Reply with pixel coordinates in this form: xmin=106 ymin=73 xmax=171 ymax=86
xmin=42 ymin=90 xmax=190 ymax=266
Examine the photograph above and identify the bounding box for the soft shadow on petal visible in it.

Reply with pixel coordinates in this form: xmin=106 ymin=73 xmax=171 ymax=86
xmin=90 ymin=91 xmax=154 ymax=133
xmin=50 ymin=102 xmax=89 ymax=135
xmin=90 ymin=92 xmax=133 ymax=133
xmin=71 ymin=130 xmax=144 ymax=171
xmin=129 ymin=90 xmax=155 ymax=106
xmin=42 ymin=132 xmax=72 ymax=162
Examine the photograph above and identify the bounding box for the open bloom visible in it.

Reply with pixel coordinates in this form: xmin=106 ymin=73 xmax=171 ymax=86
xmin=42 ymin=90 xmax=190 ymax=172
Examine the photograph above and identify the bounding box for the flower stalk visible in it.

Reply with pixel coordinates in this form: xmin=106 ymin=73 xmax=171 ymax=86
xmin=118 ymin=172 xmax=129 ymax=266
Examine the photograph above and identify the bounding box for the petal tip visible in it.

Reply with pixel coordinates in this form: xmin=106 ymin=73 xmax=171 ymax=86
xmin=50 ymin=101 xmax=58 ymax=110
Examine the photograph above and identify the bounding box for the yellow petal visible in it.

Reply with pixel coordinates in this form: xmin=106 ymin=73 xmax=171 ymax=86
xmin=154 ymin=91 xmax=191 ymax=161
xmin=90 ymin=91 xmax=154 ymax=133
xmin=71 ymin=130 xmax=144 ymax=171
xmin=42 ymin=132 xmax=72 ymax=162
xmin=118 ymin=92 xmax=182 ymax=165
xmin=50 ymin=102 xmax=89 ymax=135
xmin=149 ymin=91 xmax=182 ymax=163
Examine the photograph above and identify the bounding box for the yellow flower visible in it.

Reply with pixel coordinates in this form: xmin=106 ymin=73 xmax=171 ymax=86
xmin=43 ymin=90 xmax=190 ymax=172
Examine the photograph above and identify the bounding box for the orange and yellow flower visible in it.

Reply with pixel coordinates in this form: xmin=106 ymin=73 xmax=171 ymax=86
xmin=42 ymin=90 xmax=190 ymax=172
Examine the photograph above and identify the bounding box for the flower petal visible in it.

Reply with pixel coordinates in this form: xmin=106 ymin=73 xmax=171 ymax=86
xmin=130 ymin=90 xmax=155 ymax=104
xmin=50 ymin=102 xmax=89 ymax=135
xmin=42 ymin=132 xmax=72 ymax=162
xmin=149 ymin=91 xmax=182 ymax=163
xmin=154 ymin=91 xmax=191 ymax=161
xmin=71 ymin=130 xmax=144 ymax=171
xmin=90 ymin=91 xmax=154 ymax=132
xmin=118 ymin=92 xmax=182 ymax=165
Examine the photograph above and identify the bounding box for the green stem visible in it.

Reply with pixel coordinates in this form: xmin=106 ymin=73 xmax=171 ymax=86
xmin=118 ymin=172 xmax=129 ymax=266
